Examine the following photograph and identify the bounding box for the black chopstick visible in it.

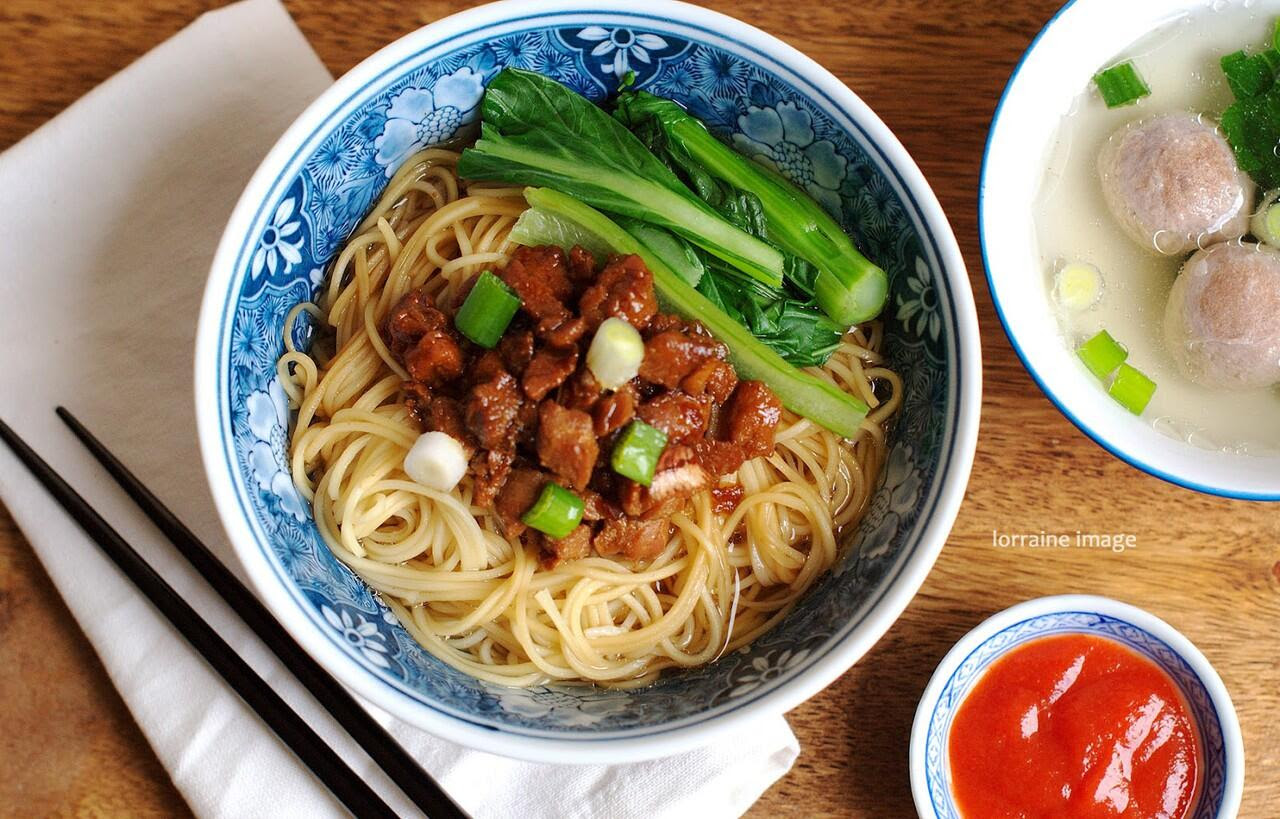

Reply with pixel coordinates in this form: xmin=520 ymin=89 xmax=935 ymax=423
xmin=54 ymin=408 xmax=467 ymax=819
xmin=0 ymin=417 xmax=398 ymax=819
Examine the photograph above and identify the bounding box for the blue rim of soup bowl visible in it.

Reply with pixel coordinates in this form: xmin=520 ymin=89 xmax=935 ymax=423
xmin=979 ymin=0 xmax=1280 ymax=501
xmin=909 ymin=594 xmax=1244 ymax=819
xmin=195 ymin=0 xmax=980 ymax=762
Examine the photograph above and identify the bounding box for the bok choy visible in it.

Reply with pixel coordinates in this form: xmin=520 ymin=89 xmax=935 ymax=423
xmin=509 ymin=187 xmax=869 ymax=437
xmin=457 ymin=69 xmax=785 ymax=288
xmin=615 ymin=221 xmax=843 ymax=366
xmin=614 ymin=90 xmax=888 ymax=325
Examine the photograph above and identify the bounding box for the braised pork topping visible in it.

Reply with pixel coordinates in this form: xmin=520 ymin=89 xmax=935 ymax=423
xmin=385 ymin=245 xmax=782 ymax=567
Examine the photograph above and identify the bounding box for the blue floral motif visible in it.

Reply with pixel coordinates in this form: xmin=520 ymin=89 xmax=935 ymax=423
xmin=306 ymin=129 xmax=362 ymax=189
xmin=373 ymin=67 xmax=486 ymax=175
xmin=322 ymin=604 xmax=394 ymax=669
xmin=251 ymin=197 xmax=303 ymax=280
xmin=690 ymin=46 xmax=749 ymax=97
xmin=897 ymin=256 xmax=941 ymax=343
xmin=485 ymin=685 xmax=633 ymax=727
xmin=839 ymin=443 xmax=922 ymax=576
xmin=577 ymin=26 xmax=669 ymax=77
xmin=557 ymin=26 xmax=691 ymax=92
xmin=733 ymin=102 xmax=847 ymax=218
xmin=244 ymin=381 xmax=306 ymax=523
xmin=491 ymin=32 xmax=547 ymax=70
xmin=726 ymin=647 xmax=813 ymax=697
xmin=217 ymin=18 xmax=959 ymax=738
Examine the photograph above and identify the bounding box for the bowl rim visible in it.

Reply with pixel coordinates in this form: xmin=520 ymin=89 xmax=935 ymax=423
xmin=908 ymin=593 xmax=1245 ymax=818
xmin=194 ymin=0 xmax=982 ymax=763
xmin=979 ymin=0 xmax=1280 ymax=502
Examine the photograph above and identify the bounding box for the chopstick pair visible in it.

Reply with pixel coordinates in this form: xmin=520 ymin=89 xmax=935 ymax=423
xmin=0 ymin=410 xmax=467 ymax=819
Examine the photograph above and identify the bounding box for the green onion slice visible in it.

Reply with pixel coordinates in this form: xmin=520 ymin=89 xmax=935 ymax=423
xmin=454 ymin=270 xmax=521 ymax=348
xmin=1094 ymin=61 xmax=1151 ymax=108
xmin=1077 ymin=330 xmax=1128 ymax=380
xmin=521 ymin=482 xmax=584 ymax=539
xmin=610 ymin=420 xmax=668 ymax=486
xmin=1108 ymin=363 xmax=1157 ymax=415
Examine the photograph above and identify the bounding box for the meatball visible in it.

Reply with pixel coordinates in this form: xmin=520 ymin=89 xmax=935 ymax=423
xmin=1163 ymin=241 xmax=1280 ymax=389
xmin=1098 ymin=113 xmax=1254 ymax=256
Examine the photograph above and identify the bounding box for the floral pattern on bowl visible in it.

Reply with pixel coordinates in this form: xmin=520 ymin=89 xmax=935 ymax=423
xmin=208 ymin=10 xmax=968 ymax=740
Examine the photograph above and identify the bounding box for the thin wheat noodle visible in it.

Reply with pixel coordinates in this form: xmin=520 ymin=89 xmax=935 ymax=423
xmin=281 ymin=148 xmax=898 ymax=686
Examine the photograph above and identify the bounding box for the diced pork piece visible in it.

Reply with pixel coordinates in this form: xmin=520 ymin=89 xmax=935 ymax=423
xmin=499 ymin=245 xmax=575 ymax=335
xmin=592 ymin=385 xmax=636 ymax=437
xmin=466 ymin=370 xmax=522 ymax=450
xmin=638 ymin=330 xmax=726 ymax=388
xmin=681 ymin=358 xmax=739 ymax=404
xmin=636 ymin=391 xmax=712 ymax=444
xmin=578 ymin=254 xmax=658 ymax=331
xmin=493 ymin=467 xmax=548 ymax=536
xmin=536 ymin=401 xmax=598 ymax=491
xmin=725 ymin=381 xmax=782 ymax=459
xmin=539 ymin=525 xmax=593 ymax=568
xmin=523 ymin=347 xmax=579 ymax=401
xmin=593 ymin=517 xmax=670 ymax=562
xmin=470 ymin=448 xmax=513 ymax=507
xmin=498 ymin=328 xmax=536 ymax=375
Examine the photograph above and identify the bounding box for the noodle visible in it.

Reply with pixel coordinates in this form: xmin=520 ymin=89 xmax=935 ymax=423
xmin=281 ymin=148 xmax=899 ymax=687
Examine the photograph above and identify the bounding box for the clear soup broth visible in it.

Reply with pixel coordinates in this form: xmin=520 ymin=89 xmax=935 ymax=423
xmin=1035 ymin=4 xmax=1280 ymax=455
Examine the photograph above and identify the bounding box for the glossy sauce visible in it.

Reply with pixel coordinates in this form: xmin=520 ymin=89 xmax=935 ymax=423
xmin=948 ymin=634 xmax=1201 ymax=818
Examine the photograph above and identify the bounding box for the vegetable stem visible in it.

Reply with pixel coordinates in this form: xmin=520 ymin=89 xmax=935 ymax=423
xmin=614 ymin=92 xmax=889 ymax=325
xmin=521 ymin=187 xmax=869 ymax=437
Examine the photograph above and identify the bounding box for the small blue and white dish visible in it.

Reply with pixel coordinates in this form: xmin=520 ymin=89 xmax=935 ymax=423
xmin=910 ymin=595 xmax=1244 ymax=818
xmin=195 ymin=0 xmax=980 ymax=762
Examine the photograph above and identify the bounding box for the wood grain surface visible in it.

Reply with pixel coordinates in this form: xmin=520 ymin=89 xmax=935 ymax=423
xmin=0 ymin=1 xmax=1276 ymax=816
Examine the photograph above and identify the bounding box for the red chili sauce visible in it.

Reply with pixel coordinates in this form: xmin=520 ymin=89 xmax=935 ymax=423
xmin=948 ymin=633 xmax=1201 ymax=818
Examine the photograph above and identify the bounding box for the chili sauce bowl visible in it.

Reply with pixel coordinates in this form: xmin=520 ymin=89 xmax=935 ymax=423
xmin=910 ymin=595 xmax=1243 ymax=818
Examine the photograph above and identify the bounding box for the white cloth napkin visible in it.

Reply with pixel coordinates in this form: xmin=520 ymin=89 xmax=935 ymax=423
xmin=0 ymin=1 xmax=799 ymax=817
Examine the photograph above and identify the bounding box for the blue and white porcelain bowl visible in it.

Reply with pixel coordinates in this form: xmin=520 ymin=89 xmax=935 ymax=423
xmin=195 ymin=0 xmax=980 ymax=762
xmin=910 ymin=595 xmax=1244 ymax=818
xmin=982 ymin=0 xmax=1280 ymax=500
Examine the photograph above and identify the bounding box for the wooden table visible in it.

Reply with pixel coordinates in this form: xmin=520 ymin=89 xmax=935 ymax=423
xmin=1 ymin=0 xmax=1276 ymax=815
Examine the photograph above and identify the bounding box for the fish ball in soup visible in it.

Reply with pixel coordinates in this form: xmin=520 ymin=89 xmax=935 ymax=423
xmin=1098 ymin=113 xmax=1254 ymax=256
xmin=1163 ymin=241 xmax=1280 ymax=389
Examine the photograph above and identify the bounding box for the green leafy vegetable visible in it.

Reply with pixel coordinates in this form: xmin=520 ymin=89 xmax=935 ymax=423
xmin=508 ymin=207 xmax=613 ymax=260
xmin=613 ymin=90 xmax=888 ymax=325
xmin=618 ymin=220 xmax=841 ymax=366
xmin=1092 ymin=61 xmax=1151 ymax=108
xmin=457 ymin=68 xmax=785 ymax=287
xmin=619 ymin=219 xmax=705 ymax=287
xmin=1219 ymin=22 xmax=1280 ymax=190
xmin=513 ymin=187 xmax=869 ymax=437
xmin=695 ymin=258 xmax=842 ymax=367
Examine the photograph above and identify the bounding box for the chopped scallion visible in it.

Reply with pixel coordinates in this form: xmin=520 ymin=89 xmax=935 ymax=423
xmin=1054 ymin=262 xmax=1103 ymax=311
xmin=1077 ymin=330 xmax=1128 ymax=380
xmin=1093 ymin=61 xmax=1151 ymax=108
xmin=521 ymin=482 xmax=584 ymax=539
xmin=1108 ymin=363 xmax=1157 ymax=415
xmin=1251 ymin=189 xmax=1280 ymax=245
xmin=454 ymin=270 xmax=520 ymax=348
xmin=610 ymin=420 xmax=668 ymax=486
